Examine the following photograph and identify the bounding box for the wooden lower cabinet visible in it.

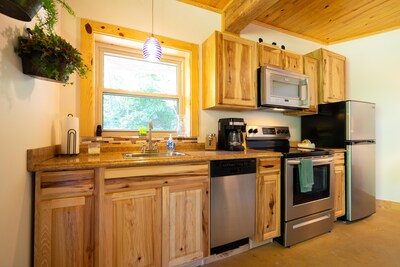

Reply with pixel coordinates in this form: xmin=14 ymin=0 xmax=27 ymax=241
xmin=103 ymin=188 xmax=162 ymax=267
xmin=334 ymin=152 xmax=346 ymax=218
xmin=162 ymin=182 xmax=209 ymax=266
xmin=101 ymin=162 xmax=209 ymax=267
xmin=34 ymin=170 xmax=95 ymax=267
xmin=254 ymin=158 xmax=281 ymax=242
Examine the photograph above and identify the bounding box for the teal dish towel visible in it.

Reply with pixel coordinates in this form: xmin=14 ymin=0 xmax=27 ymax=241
xmin=299 ymin=159 xmax=314 ymax=193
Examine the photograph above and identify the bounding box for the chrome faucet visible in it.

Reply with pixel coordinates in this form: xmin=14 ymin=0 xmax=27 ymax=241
xmin=142 ymin=119 xmax=158 ymax=153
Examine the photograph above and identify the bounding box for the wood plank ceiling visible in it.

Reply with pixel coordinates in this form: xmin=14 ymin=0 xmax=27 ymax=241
xmin=178 ymin=0 xmax=400 ymax=44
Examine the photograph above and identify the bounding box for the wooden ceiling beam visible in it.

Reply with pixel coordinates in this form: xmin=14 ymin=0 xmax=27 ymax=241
xmin=222 ymin=0 xmax=279 ymax=34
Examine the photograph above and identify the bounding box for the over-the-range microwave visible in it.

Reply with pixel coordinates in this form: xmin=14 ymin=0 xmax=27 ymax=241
xmin=258 ymin=66 xmax=310 ymax=110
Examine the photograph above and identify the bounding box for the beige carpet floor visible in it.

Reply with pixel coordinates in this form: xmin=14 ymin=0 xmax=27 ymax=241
xmin=205 ymin=203 xmax=400 ymax=267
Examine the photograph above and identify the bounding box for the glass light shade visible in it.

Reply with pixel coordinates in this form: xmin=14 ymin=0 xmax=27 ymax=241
xmin=143 ymin=36 xmax=162 ymax=62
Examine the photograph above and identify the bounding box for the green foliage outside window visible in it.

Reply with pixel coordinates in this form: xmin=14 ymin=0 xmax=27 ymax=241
xmin=103 ymin=94 xmax=178 ymax=131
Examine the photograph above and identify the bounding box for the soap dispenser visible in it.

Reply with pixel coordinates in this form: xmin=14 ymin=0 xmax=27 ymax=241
xmin=166 ymin=134 xmax=175 ymax=154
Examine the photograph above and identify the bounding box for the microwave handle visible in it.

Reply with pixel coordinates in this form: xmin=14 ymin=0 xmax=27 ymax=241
xmin=299 ymin=82 xmax=308 ymax=101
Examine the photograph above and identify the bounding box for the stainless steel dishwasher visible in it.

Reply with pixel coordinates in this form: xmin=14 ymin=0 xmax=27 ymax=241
xmin=210 ymin=158 xmax=256 ymax=254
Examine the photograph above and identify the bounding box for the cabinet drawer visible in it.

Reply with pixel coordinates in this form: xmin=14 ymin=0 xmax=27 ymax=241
xmin=38 ymin=170 xmax=94 ymax=200
xmin=258 ymin=158 xmax=281 ymax=174
xmin=104 ymin=162 xmax=209 ymax=193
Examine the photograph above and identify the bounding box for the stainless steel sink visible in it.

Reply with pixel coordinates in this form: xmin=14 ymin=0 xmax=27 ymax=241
xmin=122 ymin=151 xmax=187 ymax=159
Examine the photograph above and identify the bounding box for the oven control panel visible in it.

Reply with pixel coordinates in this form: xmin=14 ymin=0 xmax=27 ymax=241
xmin=246 ymin=126 xmax=290 ymax=140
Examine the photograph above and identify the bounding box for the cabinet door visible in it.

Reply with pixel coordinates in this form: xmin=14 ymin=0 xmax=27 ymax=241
xmin=162 ymin=182 xmax=209 ymax=267
xmin=102 ymin=162 xmax=209 ymax=267
xmin=322 ymin=50 xmax=346 ymax=103
xmin=254 ymin=158 xmax=281 ymax=242
xmin=303 ymin=56 xmax=318 ymax=113
xmin=258 ymin=43 xmax=282 ymax=68
xmin=36 ymin=197 xmax=94 ymax=267
xmin=334 ymin=152 xmax=346 ymax=218
xmin=334 ymin=165 xmax=346 ymax=218
xmin=103 ymin=188 xmax=162 ymax=267
xmin=219 ymin=33 xmax=256 ymax=107
xmin=283 ymin=51 xmax=303 ymax=74
xmin=34 ymin=170 xmax=95 ymax=267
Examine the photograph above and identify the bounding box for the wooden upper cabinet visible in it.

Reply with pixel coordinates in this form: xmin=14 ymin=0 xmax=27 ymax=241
xmin=258 ymin=43 xmax=282 ymax=69
xmin=202 ymin=31 xmax=257 ymax=110
xmin=258 ymin=43 xmax=303 ymax=74
xmin=303 ymin=56 xmax=319 ymax=113
xmin=282 ymin=51 xmax=303 ymax=74
xmin=34 ymin=170 xmax=95 ymax=267
xmin=307 ymin=48 xmax=346 ymax=104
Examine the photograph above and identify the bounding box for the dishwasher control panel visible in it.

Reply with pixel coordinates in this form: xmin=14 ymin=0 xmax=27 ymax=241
xmin=210 ymin=158 xmax=256 ymax=177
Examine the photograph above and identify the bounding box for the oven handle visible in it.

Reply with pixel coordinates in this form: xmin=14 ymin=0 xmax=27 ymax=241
xmin=287 ymin=157 xmax=334 ymax=165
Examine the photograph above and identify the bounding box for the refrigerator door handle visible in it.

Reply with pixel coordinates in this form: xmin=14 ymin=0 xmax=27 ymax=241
xmin=347 ymin=140 xmax=376 ymax=145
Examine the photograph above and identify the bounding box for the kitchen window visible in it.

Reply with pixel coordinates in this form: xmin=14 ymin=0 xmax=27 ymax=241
xmin=79 ymin=19 xmax=199 ymax=137
xmin=96 ymin=41 xmax=186 ymax=134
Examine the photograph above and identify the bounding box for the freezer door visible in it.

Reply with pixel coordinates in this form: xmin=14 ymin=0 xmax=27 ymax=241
xmin=346 ymin=142 xmax=376 ymax=221
xmin=346 ymin=101 xmax=375 ymax=141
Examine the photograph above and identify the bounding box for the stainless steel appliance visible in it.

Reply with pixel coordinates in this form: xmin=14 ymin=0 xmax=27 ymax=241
xmin=258 ymin=66 xmax=310 ymax=110
xmin=246 ymin=126 xmax=334 ymax=247
xmin=217 ymin=118 xmax=246 ymax=151
xmin=210 ymin=158 xmax=256 ymax=254
xmin=302 ymin=100 xmax=376 ymax=221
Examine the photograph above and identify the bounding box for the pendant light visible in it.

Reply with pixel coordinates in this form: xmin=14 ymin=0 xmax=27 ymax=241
xmin=143 ymin=0 xmax=162 ymax=62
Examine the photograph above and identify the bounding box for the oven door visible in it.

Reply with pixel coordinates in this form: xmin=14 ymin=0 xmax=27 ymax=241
xmin=284 ymin=155 xmax=334 ymax=221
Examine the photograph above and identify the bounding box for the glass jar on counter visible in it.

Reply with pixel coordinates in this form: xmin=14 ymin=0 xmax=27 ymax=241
xmin=205 ymin=133 xmax=217 ymax=150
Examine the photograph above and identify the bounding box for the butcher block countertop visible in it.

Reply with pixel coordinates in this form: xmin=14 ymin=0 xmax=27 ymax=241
xmin=27 ymin=143 xmax=282 ymax=172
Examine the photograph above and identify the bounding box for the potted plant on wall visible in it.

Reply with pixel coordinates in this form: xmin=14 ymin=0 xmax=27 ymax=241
xmin=14 ymin=0 xmax=89 ymax=85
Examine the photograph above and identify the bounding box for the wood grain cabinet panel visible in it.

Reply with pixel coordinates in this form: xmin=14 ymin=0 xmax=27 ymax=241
xmin=103 ymin=188 xmax=162 ymax=267
xmin=334 ymin=152 xmax=346 ymax=218
xmin=258 ymin=43 xmax=282 ymax=69
xmin=162 ymin=181 xmax=209 ymax=266
xmin=202 ymin=31 xmax=257 ymax=110
xmin=254 ymin=158 xmax=281 ymax=242
xmin=102 ymin=162 xmax=209 ymax=267
xmin=258 ymin=43 xmax=303 ymax=74
xmin=306 ymin=48 xmax=346 ymax=104
xmin=34 ymin=170 xmax=95 ymax=267
xmin=282 ymin=51 xmax=303 ymax=74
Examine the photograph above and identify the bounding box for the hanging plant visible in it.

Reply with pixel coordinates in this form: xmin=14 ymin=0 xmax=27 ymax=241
xmin=14 ymin=0 xmax=90 ymax=85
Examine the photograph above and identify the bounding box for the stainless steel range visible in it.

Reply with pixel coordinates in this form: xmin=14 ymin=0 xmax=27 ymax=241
xmin=246 ymin=125 xmax=335 ymax=247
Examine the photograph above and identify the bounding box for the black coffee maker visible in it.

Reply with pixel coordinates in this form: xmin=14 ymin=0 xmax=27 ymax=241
xmin=218 ymin=118 xmax=246 ymax=151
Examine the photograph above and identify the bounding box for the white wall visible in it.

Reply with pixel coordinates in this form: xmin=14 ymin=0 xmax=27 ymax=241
xmin=0 ymin=13 xmax=61 ymax=267
xmin=328 ymin=30 xmax=400 ymax=202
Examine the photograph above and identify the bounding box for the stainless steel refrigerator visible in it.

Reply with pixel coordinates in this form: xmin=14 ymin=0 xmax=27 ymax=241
xmin=301 ymin=100 xmax=376 ymax=221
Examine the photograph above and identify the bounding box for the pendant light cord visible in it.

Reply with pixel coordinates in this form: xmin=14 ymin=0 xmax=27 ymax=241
xmin=151 ymin=0 xmax=154 ymax=37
